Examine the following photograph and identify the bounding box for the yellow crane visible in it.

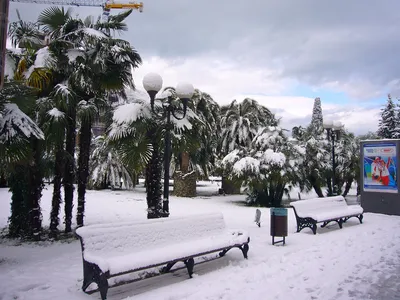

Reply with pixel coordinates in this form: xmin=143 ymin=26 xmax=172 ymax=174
xmin=0 ymin=0 xmax=143 ymax=88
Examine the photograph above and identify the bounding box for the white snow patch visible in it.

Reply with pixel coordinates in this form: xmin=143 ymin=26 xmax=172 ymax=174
xmin=0 ymin=103 xmax=44 ymax=143
xmin=233 ymin=157 xmax=260 ymax=176
xmin=82 ymin=27 xmax=107 ymax=39
xmin=47 ymin=108 xmax=64 ymax=119
xmin=67 ymin=49 xmax=84 ymax=63
xmin=113 ymin=102 xmax=151 ymax=124
xmin=0 ymin=183 xmax=399 ymax=300
xmin=25 ymin=47 xmax=52 ymax=78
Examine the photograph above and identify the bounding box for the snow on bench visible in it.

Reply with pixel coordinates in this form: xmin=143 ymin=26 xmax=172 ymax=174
xmin=75 ymin=212 xmax=250 ymax=300
xmin=290 ymin=196 xmax=363 ymax=234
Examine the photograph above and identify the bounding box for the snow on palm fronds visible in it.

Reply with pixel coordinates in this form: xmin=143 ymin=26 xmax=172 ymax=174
xmin=222 ymin=125 xmax=304 ymax=189
xmin=25 ymin=47 xmax=56 ymax=79
xmin=47 ymin=108 xmax=65 ymax=119
xmin=77 ymin=98 xmax=100 ymax=123
xmin=108 ymin=90 xmax=151 ymax=140
xmin=0 ymin=103 xmax=44 ymax=143
xmin=232 ymin=157 xmax=260 ymax=177
xmin=220 ymin=98 xmax=277 ymax=155
xmin=89 ymin=135 xmax=134 ymax=190
xmin=5 ymin=52 xmax=17 ymax=81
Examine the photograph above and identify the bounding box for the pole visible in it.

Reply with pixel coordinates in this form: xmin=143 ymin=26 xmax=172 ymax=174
xmin=162 ymin=101 xmax=171 ymax=215
xmin=331 ymin=132 xmax=336 ymax=196
xmin=0 ymin=0 xmax=10 ymax=89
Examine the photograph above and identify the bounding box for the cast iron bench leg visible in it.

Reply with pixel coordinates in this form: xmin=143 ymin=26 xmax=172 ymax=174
xmin=358 ymin=214 xmax=363 ymax=224
xmin=312 ymin=223 xmax=317 ymax=235
xmin=185 ymin=258 xmax=195 ymax=278
xmin=98 ymin=273 xmax=109 ymax=300
xmin=240 ymin=244 xmax=249 ymax=259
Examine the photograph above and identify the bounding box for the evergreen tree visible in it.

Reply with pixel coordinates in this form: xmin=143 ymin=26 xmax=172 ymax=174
xmin=309 ymin=97 xmax=323 ymax=135
xmin=377 ymin=95 xmax=397 ymax=139
xmin=394 ymin=97 xmax=400 ymax=138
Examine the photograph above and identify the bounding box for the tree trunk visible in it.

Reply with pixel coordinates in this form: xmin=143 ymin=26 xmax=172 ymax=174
xmin=326 ymin=177 xmax=333 ymax=196
xmin=0 ymin=171 xmax=7 ymax=187
xmin=50 ymin=147 xmax=64 ymax=237
xmin=174 ymin=151 xmax=197 ymax=197
xmin=64 ymin=109 xmax=77 ymax=233
xmin=308 ymin=174 xmax=324 ymax=197
xmin=77 ymin=120 xmax=92 ymax=227
xmin=181 ymin=151 xmax=190 ymax=173
xmin=29 ymin=138 xmax=43 ymax=241
xmin=342 ymin=178 xmax=353 ymax=197
xmin=8 ymin=164 xmax=29 ymax=238
xmin=222 ymin=176 xmax=241 ymax=194
xmin=146 ymin=128 xmax=162 ymax=218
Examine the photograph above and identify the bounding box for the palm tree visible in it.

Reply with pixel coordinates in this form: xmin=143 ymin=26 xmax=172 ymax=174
xmin=108 ymin=90 xmax=159 ymax=217
xmin=36 ymin=85 xmax=70 ymax=236
xmin=0 ymin=81 xmax=45 ymax=239
xmin=8 ymin=8 xmax=70 ymax=235
xmin=173 ymin=89 xmax=220 ymax=197
xmin=88 ymin=135 xmax=135 ymax=189
xmin=219 ymin=98 xmax=276 ymax=194
xmin=72 ymin=14 xmax=142 ymax=227
xmin=35 ymin=7 xmax=142 ymax=229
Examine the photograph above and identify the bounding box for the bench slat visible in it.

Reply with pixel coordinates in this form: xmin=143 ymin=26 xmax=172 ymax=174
xmin=77 ymin=213 xmax=227 ymax=258
xmin=96 ymin=232 xmax=248 ymax=275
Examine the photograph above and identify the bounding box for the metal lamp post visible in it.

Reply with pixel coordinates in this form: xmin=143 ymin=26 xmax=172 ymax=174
xmin=323 ymin=120 xmax=343 ymax=196
xmin=143 ymin=73 xmax=194 ymax=216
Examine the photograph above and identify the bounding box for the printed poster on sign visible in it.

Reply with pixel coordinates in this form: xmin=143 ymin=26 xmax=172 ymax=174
xmin=363 ymin=143 xmax=398 ymax=193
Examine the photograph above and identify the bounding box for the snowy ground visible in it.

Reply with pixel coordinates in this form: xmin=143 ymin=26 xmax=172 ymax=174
xmin=1 ymin=182 xmax=400 ymax=300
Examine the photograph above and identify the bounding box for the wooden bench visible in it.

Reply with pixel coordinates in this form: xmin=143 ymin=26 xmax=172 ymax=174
xmin=290 ymin=196 xmax=363 ymax=234
xmin=75 ymin=213 xmax=250 ymax=300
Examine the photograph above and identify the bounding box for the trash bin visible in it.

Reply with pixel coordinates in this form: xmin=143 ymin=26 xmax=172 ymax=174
xmin=270 ymin=207 xmax=288 ymax=245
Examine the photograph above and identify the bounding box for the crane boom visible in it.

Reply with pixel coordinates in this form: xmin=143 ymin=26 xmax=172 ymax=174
xmin=9 ymin=0 xmax=143 ymax=10
xmin=1 ymin=0 xmax=143 ymax=89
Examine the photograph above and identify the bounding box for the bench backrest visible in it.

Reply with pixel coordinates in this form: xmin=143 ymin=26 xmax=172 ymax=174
xmin=75 ymin=212 xmax=226 ymax=256
xmin=291 ymin=196 xmax=347 ymax=215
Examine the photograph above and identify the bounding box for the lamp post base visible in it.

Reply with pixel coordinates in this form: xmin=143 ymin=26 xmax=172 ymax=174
xmin=162 ymin=200 xmax=169 ymax=217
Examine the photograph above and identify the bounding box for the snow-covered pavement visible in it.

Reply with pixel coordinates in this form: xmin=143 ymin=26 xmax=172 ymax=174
xmin=1 ymin=182 xmax=399 ymax=300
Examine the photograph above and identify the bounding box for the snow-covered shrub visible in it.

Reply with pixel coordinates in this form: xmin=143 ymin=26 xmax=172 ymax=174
xmin=222 ymin=126 xmax=305 ymax=207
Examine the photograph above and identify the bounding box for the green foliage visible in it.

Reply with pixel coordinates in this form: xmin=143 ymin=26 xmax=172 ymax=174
xmin=222 ymin=126 xmax=305 ymax=207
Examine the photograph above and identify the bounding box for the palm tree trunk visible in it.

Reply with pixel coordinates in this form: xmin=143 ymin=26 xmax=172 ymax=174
xmin=181 ymin=151 xmax=189 ymax=173
xmin=64 ymin=109 xmax=77 ymax=233
xmin=77 ymin=119 xmax=92 ymax=227
xmin=8 ymin=164 xmax=29 ymax=237
xmin=29 ymin=138 xmax=43 ymax=241
xmin=0 ymin=171 xmax=7 ymax=187
xmin=174 ymin=151 xmax=197 ymax=197
xmin=308 ymin=175 xmax=324 ymax=197
xmin=326 ymin=177 xmax=333 ymax=196
xmin=221 ymin=176 xmax=241 ymax=194
xmin=342 ymin=178 xmax=353 ymax=197
xmin=50 ymin=147 xmax=64 ymax=236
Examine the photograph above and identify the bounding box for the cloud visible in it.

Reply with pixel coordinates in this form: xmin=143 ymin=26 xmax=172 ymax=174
xmin=8 ymin=0 xmax=395 ymax=135
xmin=132 ymin=55 xmax=292 ymax=105
xmin=132 ymin=57 xmax=381 ymax=135
xmin=9 ymin=0 xmax=400 ymax=101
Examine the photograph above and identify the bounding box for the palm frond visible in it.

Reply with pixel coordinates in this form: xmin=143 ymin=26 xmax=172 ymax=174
xmin=0 ymin=103 xmax=44 ymax=143
xmin=38 ymin=6 xmax=73 ymax=37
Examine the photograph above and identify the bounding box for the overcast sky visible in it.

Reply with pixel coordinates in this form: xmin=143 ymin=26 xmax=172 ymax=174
xmin=7 ymin=0 xmax=400 ymax=134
